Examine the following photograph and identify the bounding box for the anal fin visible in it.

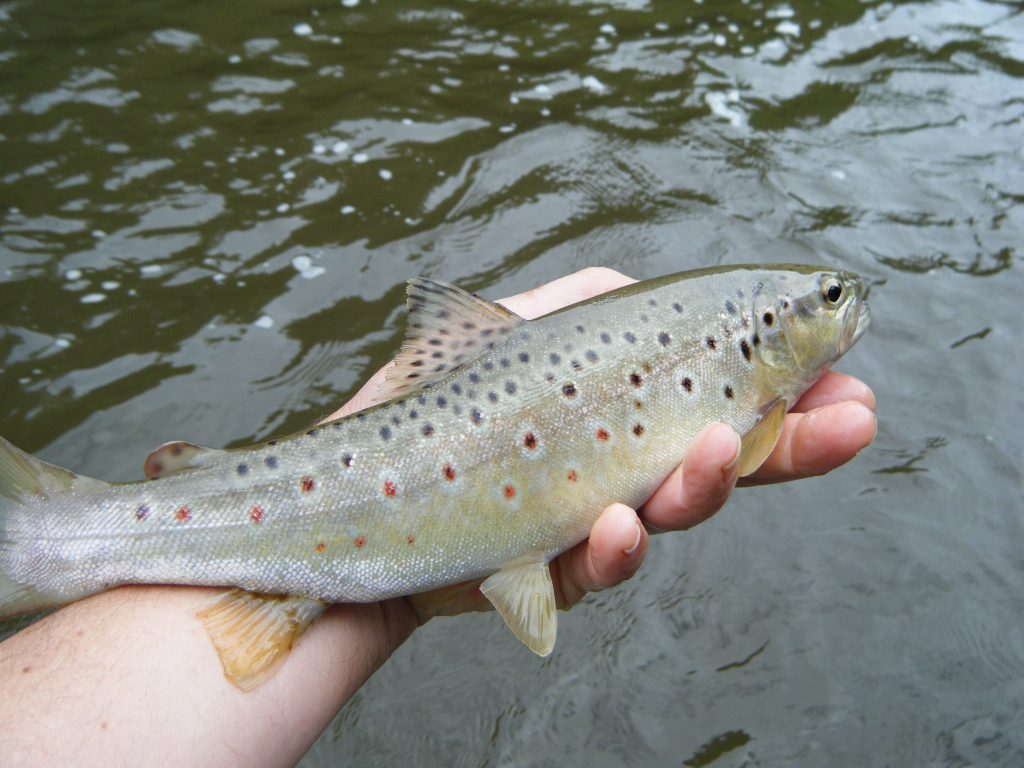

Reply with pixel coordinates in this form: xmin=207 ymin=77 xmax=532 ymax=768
xmin=196 ymin=589 xmax=326 ymax=691
xmin=480 ymin=560 xmax=557 ymax=657
xmin=738 ymin=399 xmax=787 ymax=477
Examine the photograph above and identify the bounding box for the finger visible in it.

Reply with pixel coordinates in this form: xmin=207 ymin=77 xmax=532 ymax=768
xmin=554 ymin=503 xmax=647 ymax=608
xmin=498 ymin=267 xmax=636 ymax=319
xmin=741 ymin=400 xmax=876 ymax=485
xmin=639 ymin=423 xmax=741 ymax=533
xmin=791 ymin=372 xmax=875 ymax=413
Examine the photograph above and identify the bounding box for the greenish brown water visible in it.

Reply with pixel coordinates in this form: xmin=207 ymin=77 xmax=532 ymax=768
xmin=1 ymin=0 xmax=1022 ymax=765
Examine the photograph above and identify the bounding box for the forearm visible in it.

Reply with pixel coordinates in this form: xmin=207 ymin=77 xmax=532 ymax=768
xmin=0 ymin=586 xmax=415 ymax=767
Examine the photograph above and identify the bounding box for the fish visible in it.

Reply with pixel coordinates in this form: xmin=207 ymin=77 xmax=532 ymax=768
xmin=0 ymin=264 xmax=870 ymax=689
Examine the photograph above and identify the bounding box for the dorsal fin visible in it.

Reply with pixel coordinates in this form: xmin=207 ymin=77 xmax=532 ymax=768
xmin=378 ymin=278 xmax=525 ymax=400
xmin=144 ymin=440 xmax=227 ymax=480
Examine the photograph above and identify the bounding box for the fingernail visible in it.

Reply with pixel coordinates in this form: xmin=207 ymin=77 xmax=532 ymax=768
xmin=624 ymin=521 xmax=643 ymax=555
xmin=723 ymin=429 xmax=742 ymax=471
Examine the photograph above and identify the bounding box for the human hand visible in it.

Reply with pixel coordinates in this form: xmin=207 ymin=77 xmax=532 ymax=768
xmin=325 ymin=267 xmax=877 ymax=622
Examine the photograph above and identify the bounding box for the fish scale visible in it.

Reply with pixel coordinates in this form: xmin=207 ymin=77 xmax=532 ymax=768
xmin=0 ymin=264 xmax=869 ymax=688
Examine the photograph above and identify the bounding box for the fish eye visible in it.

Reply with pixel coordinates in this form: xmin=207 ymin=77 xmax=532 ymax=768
xmin=822 ymin=279 xmax=843 ymax=304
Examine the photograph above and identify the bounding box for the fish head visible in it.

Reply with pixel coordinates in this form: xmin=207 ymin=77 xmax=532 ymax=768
xmin=751 ymin=267 xmax=870 ymax=394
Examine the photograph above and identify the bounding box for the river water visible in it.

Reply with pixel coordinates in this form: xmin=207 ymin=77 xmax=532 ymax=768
xmin=1 ymin=0 xmax=1022 ymax=765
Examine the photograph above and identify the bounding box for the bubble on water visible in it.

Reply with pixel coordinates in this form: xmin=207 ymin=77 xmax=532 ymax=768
xmin=352 ymin=152 xmax=369 ymax=163
xmin=831 ymin=169 xmax=847 ymax=180
xmin=655 ymin=21 xmax=669 ymax=31
xmin=64 ymin=269 xmax=82 ymax=281
xmin=509 ymin=95 xmax=520 ymax=104
xmin=728 ymin=23 xmax=739 ymax=33
xmin=80 ymin=293 xmax=106 ymax=304
xmin=379 ymin=169 xmax=393 ymax=180
xmin=705 ymin=92 xmax=744 ymax=127
xmin=599 ymin=23 xmax=616 ymax=35
xmin=228 ymin=54 xmax=241 ymax=64
xmin=401 ymin=118 xmax=413 ymax=125
xmin=540 ymin=107 xmax=551 ymax=117
xmin=740 ymin=45 xmax=755 ymax=55
xmin=254 ymin=315 xmax=274 ymax=329
xmin=92 ymin=229 xmax=106 ymax=238
xmin=498 ymin=63 xmax=510 ymax=72
xmin=274 ymin=147 xmax=285 ymax=156
xmin=714 ymin=34 xmax=727 ymax=46
xmin=581 ymin=75 xmax=607 ymax=94
xmin=332 ymin=141 xmax=349 ymax=154
xmin=282 ymin=170 xmax=296 ymax=181
xmin=499 ymin=124 xmax=516 ymax=134
xmin=313 ymin=144 xmax=326 ymax=155
xmin=54 ymin=338 xmax=72 ymax=349
xmin=292 ymin=254 xmax=325 ymax=279
xmin=276 ymin=203 xmax=290 ymax=213
xmin=776 ymin=21 xmax=800 ymax=36
xmin=212 ymin=273 xmax=227 ymax=283
xmin=341 ymin=0 xmax=359 ymax=6
xmin=294 ymin=22 xmax=313 ymax=36
xmin=140 ymin=264 xmax=162 ymax=276
xmin=340 ymin=205 xmax=356 ymax=215
xmin=101 ymin=280 xmax=120 ymax=290
xmin=534 ymin=84 xmax=551 ymax=95
xmin=767 ymin=6 xmax=795 ymax=19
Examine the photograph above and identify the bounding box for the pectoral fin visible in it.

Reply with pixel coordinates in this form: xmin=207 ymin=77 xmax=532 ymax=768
xmin=196 ymin=589 xmax=326 ymax=691
xmin=738 ymin=399 xmax=787 ymax=477
xmin=480 ymin=560 xmax=557 ymax=657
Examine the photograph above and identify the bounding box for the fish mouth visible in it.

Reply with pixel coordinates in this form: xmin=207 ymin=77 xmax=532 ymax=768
xmin=840 ymin=292 xmax=870 ymax=354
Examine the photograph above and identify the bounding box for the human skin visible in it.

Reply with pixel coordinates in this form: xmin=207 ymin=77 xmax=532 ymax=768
xmin=0 ymin=267 xmax=877 ymax=767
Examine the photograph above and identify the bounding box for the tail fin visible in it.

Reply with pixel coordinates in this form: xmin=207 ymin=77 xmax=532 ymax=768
xmin=0 ymin=436 xmax=107 ymax=618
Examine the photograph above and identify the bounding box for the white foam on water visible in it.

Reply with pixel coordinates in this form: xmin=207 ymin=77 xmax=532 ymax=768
xmin=776 ymin=21 xmax=800 ymax=36
xmin=340 ymin=205 xmax=356 ymax=214
xmin=254 ymin=315 xmax=274 ymax=329
xmin=100 ymin=280 xmax=120 ymax=290
xmin=831 ymin=169 xmax=847 ymax=180
xmin=293 ymin=22 xmax=313 ymax=36
xmin=341 ymin=0 xmax=359 ymax=6
xmin=54 ymin=338 xmax=71 ymax=349
xmin=276 ymin=203 xmax=290 ymax=213
xmin=581 ymin=75 xmax=607 ymax=93
xmin=705 ymin=91 xmax=745 ymax=127
xmin=714 ymin=34 xmax=727 ymax=46
xmin=283 ymin=170 xmax=296 ymax=181
xmin=600 ymin=23 xmax=616 ymax=35
xmin=332 ymin=140 xmax=349 ymax=154
xmin=80 ymin=293 xmax=105 ymax=304
xmin=767 ymin=5 xmax=795 ymax=18
xmin=352 ymin=152 xmax=369 ymax=163
xmin=313 ymin=144 xmax=326 ymax=155
xmin=64 ymin=269 xmax=82 ymax=281
xmin=379 ymin=169 xmax=393 ymax=180
xmin=140 ymin=264 xmax=162 ymax=276
xmin=228 ymin=54 xmax=241 ymax=64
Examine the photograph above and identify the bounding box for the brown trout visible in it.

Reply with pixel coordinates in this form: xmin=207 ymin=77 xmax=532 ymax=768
xmin=0 ymin=265 xmax=869 ymax=688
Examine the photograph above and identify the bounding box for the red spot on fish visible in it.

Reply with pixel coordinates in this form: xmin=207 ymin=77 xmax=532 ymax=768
xmin=523 ymin=432 xmax=537 ymax=449
xmin=175 ymin=506 xmax=191 ymax=523
xmin=301 ymin=476 xmax=315 ymax=493
xmin=171 ymin=444 xmax=183 ymax=456
xmin=354 ymin=536 xmax=366 ymax=548
xmin=596 ymin=427 xmax=610 ymax=442
xmin=503 ymin=484 xmax=516 ymax=499
xmin=567 ymin=469 xmax=578 ymax=482
xmin=151 ymin=461 xmax=164 ymax=475
xmin=249 ymin=505 xmax=264 ymax=524
xmin=407 ymin=535 xmax=416 ymax=545
xmin=442 ymin=463 xmax=456 ymax=481
xmin=315 ymin=542 xmax=325 ymax=553
xmin=384 ymin=480 xmax=397 ymax=497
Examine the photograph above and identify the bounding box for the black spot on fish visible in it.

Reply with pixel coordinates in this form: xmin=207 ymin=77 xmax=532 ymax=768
xmin=672 ymin=302 xmax=682 ymax=313
xmin=630 ymin=372 xmax=642 ymax=387
xmin=421 ymin=423 xmax=434 ymax=437
xmin=763 ymin=311 xmax=774 ymax=326
xmin=236 ymin=463 xmax=249 ymax=476
xmin=550 ymin=353 xmax=561 ymax=365
xmin=753 ymin=282 xmax=764 ymax=297
xmin=469 ymin=372 xmax=481 ymax=384
xmin=431 ymin=351 xmax=443 ymax=359
xmin=571 ymin=360 xmax=582 ymax=371
xmin=488 ymin=391 xmax=499 ymax=403
xmin=562 ymin=382 xmax=577 ymax=398
xmin=658 ymin=332 xmax=671 ymax=347
xmin=307 ymin=428 xmax=318 ymax=437
xmin=452 ymin=404 xmax=462 ymax=416
xmin=648 ymin=299 xmax=657 ymax=307
xmin=341 ymin=453 xmax=354 ymax=468
xmin=505 ymin=381 xmax=517 ymax=395
xmin=451 ymin=383 xmax=462 ymax=395
xmin=433 ymin=364 xmax=446 ymax=372
xmin=706 ymin=336 xmax=717 ymax=350
xmin=585 ymin=350 xmax=598 ymax=362
xmin=682 ymin=377 xmax=693 ymax=393
xmin=417 ymin=395 xmax=428 ymax=405
xmin=407 ymin=373 xmax=420 ymax=379
xmin=411 ymin=360 xmax=424 ymax=367
xmin=633 ymin=423 xmax=645 ymax=436
xmin=380 ymin=426 xmax=392 ymax=440
xmin=436 ymin=396 xmax=447 ymax=408
xmin=267 ymin=440 xmax=278 ymax=446
xmin=470 ymin=407 xmax=483 ymax=424
xmin=752 ymin=334 xmax=761 ymax=346
xmin=724 ymin=300 xmax=736 ymax=315
xmin=640 ymin=314 xmax=649 ymax=323
xmin=462 ymin=321 xmax=477 ymax=330
xmin=437 ymin=309 xmax=450 ymax=319
xmin=518 ymin=352 xmax=529 ymax=363
xmin=409 ymin=409 xmax=418 ymax=419
xmin=782 ymin=299 xmax=790 ymax=309
xmin=428 ymin=338 xmax=443 ymax=346
xmin=500 ymin=358 xmax=510 ymax=368
xmin=740 ymin=339 xmax=751 ymax=361
xmin=624 ymin=332 xmax=637 ymax=344
xmin=724 ymin=385 xmax=734 ymax=399
xmin=576 ymin=324 xmax=585 ymax=334
xmin=391 ymin=416 xmax=401 ymax=426
xmin=600 ymin=332 xmax=611 ymax=344
xmin=481 ymin=328 xmax=494 ymax=337
xmin=265 ymin=456 xmax=278 ymax=469
xmin=483 ymin=361 xmax=494 ymax=371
